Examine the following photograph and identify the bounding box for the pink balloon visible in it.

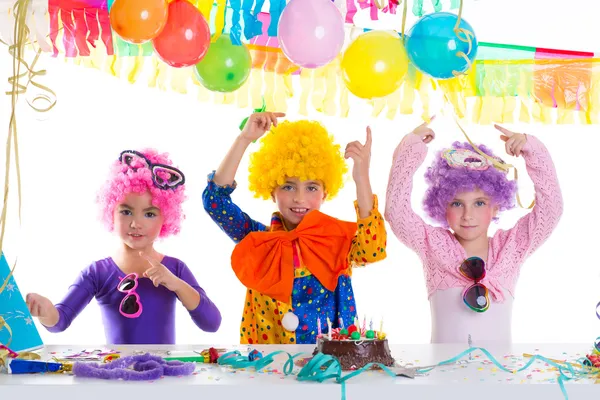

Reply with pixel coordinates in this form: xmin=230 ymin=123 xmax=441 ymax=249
xmin=277 ymin=0 xmax=345 ymax=69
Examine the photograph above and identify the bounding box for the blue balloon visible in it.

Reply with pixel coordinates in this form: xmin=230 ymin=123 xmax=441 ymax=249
xmin=405 ymin=12 xmax=478 ymax=79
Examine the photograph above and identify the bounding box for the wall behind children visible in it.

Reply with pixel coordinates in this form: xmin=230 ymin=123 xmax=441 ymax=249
xmin=0 ymin=0 xmax=598 ymax=345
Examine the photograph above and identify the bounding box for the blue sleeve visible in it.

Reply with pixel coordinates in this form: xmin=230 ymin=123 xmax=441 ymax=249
xmin=47 ymin=264 xmax=97 ymax=333
xmin=176 ymin=260 xmax=222 ymax=333
xmin=202 ymin=171 xmax=267 ymax=243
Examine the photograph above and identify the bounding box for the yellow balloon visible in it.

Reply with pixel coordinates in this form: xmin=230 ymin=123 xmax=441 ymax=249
xmin=341 ymin=30 xmax=408 ymax=99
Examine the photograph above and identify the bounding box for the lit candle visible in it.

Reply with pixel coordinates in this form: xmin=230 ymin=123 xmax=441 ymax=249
xmin=317 ymin=318 xmax=322 ymax=336
xmin=379 ymin=318 xmax=383 ymax=334
xmin=339 ymin=317 xmax=344 ymax=329
xmin=362 ymin=315 xmax=366 ymax=332
xmin=327 ymin=317 xmax=332 ymax=340
xmin=369 ymin=318 xmax=373 ymax=331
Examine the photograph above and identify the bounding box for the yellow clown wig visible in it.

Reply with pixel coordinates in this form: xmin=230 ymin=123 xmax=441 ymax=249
xmin=248 ymin=120 xmax=347 ymax=200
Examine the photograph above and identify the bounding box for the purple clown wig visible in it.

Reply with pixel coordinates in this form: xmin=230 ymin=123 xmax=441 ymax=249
xmin=96 ymin=149 xmax=186 ymax=238
xmin=423 ymin=141 xmax=517 ymax=228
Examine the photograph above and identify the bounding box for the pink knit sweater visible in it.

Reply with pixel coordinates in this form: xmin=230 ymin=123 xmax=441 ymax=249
xmin=385 ymin=133 xmax=563 ymax=302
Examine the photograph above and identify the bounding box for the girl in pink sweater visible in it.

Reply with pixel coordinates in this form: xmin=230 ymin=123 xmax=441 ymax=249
xmin=385 ymin=120 xmax=563 ymax=343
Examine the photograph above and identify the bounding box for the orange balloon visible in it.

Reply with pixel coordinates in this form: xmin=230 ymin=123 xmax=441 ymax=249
xmin=110 ymin=0 xmax=169 ymax=44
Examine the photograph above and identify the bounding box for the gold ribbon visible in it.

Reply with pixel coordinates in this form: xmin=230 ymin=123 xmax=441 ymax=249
xmin=0 ymin=259 xmax=17 ymax=348
xmin=1 ymin=0 xmax=57 ymax=353
xmin=452 ymin=118 xmax=535 ymax=209
xmin=451 ymin=0 xmax=475 ymax=77
xmin=438 ymin=92 xmax=535 ymax=210
xmin=425 ymin=0 xmax=534 ymax=209
xmin=0 ymin=316 xmax=12 ymax=347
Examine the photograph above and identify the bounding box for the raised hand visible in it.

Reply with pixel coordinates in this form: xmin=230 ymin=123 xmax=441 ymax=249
xmin=345 ymin=126 xmax=372 ymax=184
xmin=495 ymin=124 xmax=527 ymax=157
xmin=141 ymin=252 xmax=182 ymax=291
xmin=412 ymin=116 xmax=436 ymax=144
xmin=240 ymin=112 xmax=286 ymax=142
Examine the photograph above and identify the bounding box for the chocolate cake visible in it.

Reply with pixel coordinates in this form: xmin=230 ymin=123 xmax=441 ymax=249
xmin=313 ymin=330 xmax=395 ymax=370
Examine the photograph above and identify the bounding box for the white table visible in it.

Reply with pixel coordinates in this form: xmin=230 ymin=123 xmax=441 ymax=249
xmin=1 ymin=344 xmax=599 ymax=400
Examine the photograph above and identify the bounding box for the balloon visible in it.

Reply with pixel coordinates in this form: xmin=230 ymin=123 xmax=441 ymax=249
xmin=194 ymin=34 xmax=252 ymax=93
xmin=152 ymin=0 xmax=211 ymax=68
xmin=277 ymin=0 xmax=345 ymax=69
xmin=405 ymin=12 xmax=478 ymax=79
xmin=341 ymin=31 xmax=408 ymax=99
xmin=109 ymin=0 xmax=168 ymax=44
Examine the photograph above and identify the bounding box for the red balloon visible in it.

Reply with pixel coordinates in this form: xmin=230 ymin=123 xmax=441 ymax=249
xmin=152 ymin=0 xmax=210 ymax=68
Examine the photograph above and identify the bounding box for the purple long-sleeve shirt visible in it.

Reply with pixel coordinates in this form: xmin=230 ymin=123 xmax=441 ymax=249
xmin=46 ymin=256 xmax=221 ymax=344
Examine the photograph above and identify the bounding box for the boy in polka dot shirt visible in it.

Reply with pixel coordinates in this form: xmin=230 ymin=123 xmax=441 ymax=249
xmin=202 ymin=112 xmax=387 ymax=344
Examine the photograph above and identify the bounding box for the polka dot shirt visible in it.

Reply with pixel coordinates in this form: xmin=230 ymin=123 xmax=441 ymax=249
xmin=202 ymin=172 xmax=387 ymax=344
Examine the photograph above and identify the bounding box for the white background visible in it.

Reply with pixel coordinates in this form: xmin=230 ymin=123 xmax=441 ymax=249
xmin=0 ymin=0 xmax=598 ymax=346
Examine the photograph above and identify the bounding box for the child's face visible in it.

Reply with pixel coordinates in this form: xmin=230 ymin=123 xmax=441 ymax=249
xmin=113 ymin=191 xmax=164 ymax=251
xmin=445 ymin=189 xmax=498 ymax=242
xmin=272 ymin=177 xmax=327 ymax=230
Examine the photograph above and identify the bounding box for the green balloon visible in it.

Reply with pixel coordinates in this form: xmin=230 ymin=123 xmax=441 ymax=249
xmin=194 ymin=34 xmax=252 ymax=93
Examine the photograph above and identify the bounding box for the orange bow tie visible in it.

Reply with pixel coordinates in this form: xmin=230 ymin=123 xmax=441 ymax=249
xmin=231 ymin=211 xmax=357 ymax=304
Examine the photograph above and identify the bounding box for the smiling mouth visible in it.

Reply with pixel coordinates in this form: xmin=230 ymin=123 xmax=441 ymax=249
xmin=128 ymin=233 xmax=144 ymax=238
xmin=461 ymin=226 xmax=477 ymax=229
xmin=290 ymin=208 xmax=309 ymax=215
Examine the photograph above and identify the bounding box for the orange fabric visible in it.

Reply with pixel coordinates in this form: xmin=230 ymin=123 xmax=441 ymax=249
xmin=231 ymin=211 xmax=357 ymax=303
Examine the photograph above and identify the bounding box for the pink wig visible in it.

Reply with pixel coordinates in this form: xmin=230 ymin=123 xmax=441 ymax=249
xmin=96 ymin=149 xmax=186 ymax=238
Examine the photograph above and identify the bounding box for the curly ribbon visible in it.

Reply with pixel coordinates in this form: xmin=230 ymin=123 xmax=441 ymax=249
xmin=242 ymin=0 xmax=261 ymax=40
xmin=1 ymin=2 xmax=57 ymax=351
xmin=218 ymin=350 xmax=301 ymax=374
xmin=437 ymin=90 xmax=535 ymax=209
xmin=451 ymin=0 xmax=476 ymax=77
xmin=218 ymin=347 xmax=593 ymax=400
xmin=596 ymin=301 xmax=600 ymax=320
xmin=0 ymin=345 xmax=41 ymax=369
xmin=267 ymin=0 xmax=285 ymax=37
xmin=212 ymin=0 xmax=227 ymax=43
xmin=0 ymin=317 xmax=13 ymax=347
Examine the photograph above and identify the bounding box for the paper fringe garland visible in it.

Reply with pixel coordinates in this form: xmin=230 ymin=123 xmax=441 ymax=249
xmin=55 ymin=34 xmax=600 ymax=125
xmin=2 ymin=1 xmax=600 ymax=125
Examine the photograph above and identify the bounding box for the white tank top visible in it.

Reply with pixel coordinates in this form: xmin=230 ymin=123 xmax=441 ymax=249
xmin=429 ymin=287 xmax=514 ymax=344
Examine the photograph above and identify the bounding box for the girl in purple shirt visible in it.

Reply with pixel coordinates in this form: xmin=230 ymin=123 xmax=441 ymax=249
xmin=25 ymin=149 xmax=221 ymax=344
